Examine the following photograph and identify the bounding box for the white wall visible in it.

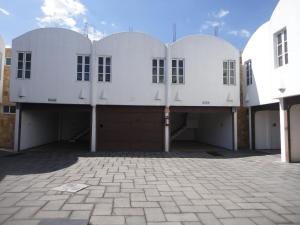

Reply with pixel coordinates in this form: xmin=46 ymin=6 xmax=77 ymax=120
xmin=242 ymin=22 xmax=278 ymax=107
xmin=196 ymin=112 xmax=233 ymax=149
xmin=10 ymin=28 xmax=92 ymax=105
xmin=20 ymin=110 xmax=59 ymax=150
xmin=243 ymin=0 xmax=300 ymax=106
xmin=170 ymin=35 xmax=240 ymax=107
xmin=290 ymin=104 xmax=300 ymax=162
xmin=255 ymin=110 xmax=280 ymax=149
xmin=93 ymin=32 xmax=166 ymax=106
xmin=0 ymin=35 xmax=4 ymax=103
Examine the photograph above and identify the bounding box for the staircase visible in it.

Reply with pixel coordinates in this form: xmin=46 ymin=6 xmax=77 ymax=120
xmin=69 ymin=128 xmax=90 ymax=142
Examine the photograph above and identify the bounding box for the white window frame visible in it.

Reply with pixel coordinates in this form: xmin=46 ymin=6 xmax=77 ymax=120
xmin=2 ymin=105 xmax=16 ymax=114
xmin=275 ymin=28 xmax=288 ymax=67
xmin=98 ymin=56 xmax=112 ymax=83
xmin=245 ymin=60 xmax=253 ymax=86
xmin=223 ymin=60 xmax=236 ymax=85
xmin=152 ymin=58 xmax=165 ymax=84
xmin=77 ymin=55 xmax=90 ymax=81
xmin=171 ymin=58 xmax=185 ymax=84
xmin=17 ymin=51 xmax=31 ymax=79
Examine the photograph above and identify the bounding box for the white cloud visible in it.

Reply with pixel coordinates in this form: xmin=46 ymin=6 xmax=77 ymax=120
xmin=100 ymin=21 xmax=107 ymax=25
xmin=0 ymin=7 xmax=10 ymax=16
xmin=36 ymin=0 xmax=105 ymax=41
xmin=228 ymin=29 xmax=251 ymax=38
xmin=201 ymin=20 xmax=224 ymax=31
xmin=215 ymin=9 xmax=229 ymax=18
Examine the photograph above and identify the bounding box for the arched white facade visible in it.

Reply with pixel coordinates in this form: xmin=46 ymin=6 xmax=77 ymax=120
xmin=10 ymin=28 xmax=92 ymax=105
xmin=0 ymin=35 xmax=5 ymax=103
xmin=170 ymin=35 xmax=240 ymax=106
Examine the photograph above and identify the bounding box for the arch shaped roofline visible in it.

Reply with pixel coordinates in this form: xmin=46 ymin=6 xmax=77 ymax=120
xmin=13 ymin=27 xmax=91 ymax=43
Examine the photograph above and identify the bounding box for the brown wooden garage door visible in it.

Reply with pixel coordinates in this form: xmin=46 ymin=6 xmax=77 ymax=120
xmin=96 ymin=106 xmax=164 ymax=151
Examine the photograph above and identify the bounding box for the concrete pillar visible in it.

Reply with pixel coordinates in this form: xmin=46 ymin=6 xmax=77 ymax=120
xmin=164 ymin=107 xmax=170 ymax=152
xmin=248 ymin=107 xmax=253 ymax=149
xmin=14 ymin=103 xmax=21 ymax=152
xmin=91 ymin=105 xmax=96 ymax=152
xmin=233 ymin=108 xmax=238 ymax=151
xmin=279 ymin=98 xmax=289 ymax=162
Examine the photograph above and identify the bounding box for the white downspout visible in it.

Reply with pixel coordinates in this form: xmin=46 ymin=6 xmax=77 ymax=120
xmin=164 ymin=44 xmax=171 ymax=152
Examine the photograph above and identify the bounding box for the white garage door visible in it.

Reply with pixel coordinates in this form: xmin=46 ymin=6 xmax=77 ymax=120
xmin=290 ymin=104 xmax=300 ymax=162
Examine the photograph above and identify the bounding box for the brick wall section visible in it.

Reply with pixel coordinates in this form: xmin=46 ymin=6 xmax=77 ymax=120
xmin=0 ymin=48 xmax=15 ymax=149
xmin=237 ymin=57 xmax=249 ymax=149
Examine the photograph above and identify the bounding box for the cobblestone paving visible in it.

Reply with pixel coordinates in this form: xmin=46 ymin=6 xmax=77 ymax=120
xmin=0 ymin=145 xmax=300 ymax=225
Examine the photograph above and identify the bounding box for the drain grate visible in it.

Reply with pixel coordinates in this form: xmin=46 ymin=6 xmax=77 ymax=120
xmin=206 ymin=151 xmax=223 ymax=157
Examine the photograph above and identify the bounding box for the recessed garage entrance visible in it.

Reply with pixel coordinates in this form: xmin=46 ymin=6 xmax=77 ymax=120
xmin=170 ymin=107 xmax=235 ymax=151
xmin=96 ymin=106 xmax=164 ymax=151
xmin=17 ymin=104 xmax=91 ymax=151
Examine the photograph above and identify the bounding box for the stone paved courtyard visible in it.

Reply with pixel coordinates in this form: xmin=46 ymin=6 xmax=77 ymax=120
xmin=0 ymin=144 xmax=300 ymax=225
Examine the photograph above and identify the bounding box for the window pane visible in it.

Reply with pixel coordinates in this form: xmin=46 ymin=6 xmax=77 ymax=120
xmin=77 ymin=65 xmax=82 ymax=72
xmin=10 ymin=106 xmax=16 ymax=113
xmin=230 ymin=61 xmax=235 ymax=69
xmin=98 ymin=74 xmax=103 ymax=81
xmin=84 ymin=73 xmax=89 ymax=81
xmin=77 ymin=73 xmax=82 ymax=81
xmin=277 ymin=33 xmax=282 ymax=44
xmin=278 ymin=45 xmax=282 ymax=56
xmin=172 ymin=68 xmax=176 ymax=75
xmin=26 ymin=62 xmax=31 ymax=70
xmin=159 ymin=67 xmax=164 ymax=75
xmin=106 ymin=66 xmax=111 ymax=74
xmin=85 ymin=65 xmax=89 ymax=72
xmin=17 ymin=70 xmax=22 ymax=78
xmin=178 ymin=60 xmax=183 ymax=67
xmin=230 ymin=77 xmax=235 ymax=85
xmin=26 ymin=53 xmax=31 ymax=61
xmin=25 ymin=70 xmax=30 ymax=79
xmin=172 ymin=60 xmax=176 ymax=67
xmin=223 ymin=61 xmax=227 ymax=69
xmin=77 ymin=56 xmax=82 ymax=64
xmin=85 ymin=56 xmax=90 ymax=64
xmin=285 ymin=53 xmax=288 ymax=64
xmin=278 ymin=56 xmax=283 ymax=66
xmin=172 ymin=76 xmax=177 ymax=83
xmin=6 ymin=58 xmax=11 ymax=65
xmin=284 ymin=30 xmax=287 ymax=41
xmin=152 ymin=68 xmax=157 ymax=75
xmin=105 ymin=74 xmax=111 ymax=82
xmin=223 ymin=77 xmax=227 ymax=85
xmin=284 ymin=42 xmax=288 ymax=53
xmin=98 ymin=66 xmax=103 ymax=73
xmin=179 ymin=68 xmax=183 ymax=75
xmin=179 ymin=76 xmax=184 ymax=83
xmin=106 ymin=57 xmax=111 ymax=65
xmin=152 ymin=76 xmax=157 ymax=83
xmin=3 ymin=106 xmax=9 ymax=113
xmin=159 ymin=76 xmax=164 ymax=83
xmin=18 ymin=62 xmax=23 ymax=70
xmin=98 ymin=57 xmax=103 ymax=65
xmin=159 ymin=60 xmax=164 ymax=67
xmin=18 ymin=53 xmax=23 ymax=61
xmin=152 ymin=59 xmax=157 ymax=67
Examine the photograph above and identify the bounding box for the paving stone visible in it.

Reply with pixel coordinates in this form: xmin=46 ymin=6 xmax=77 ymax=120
xmin=89 ymin=215 xmax=125 ymax=225
xmin=70 ymin=211 xmax=91 ymax=220
xmin=131 ymin=201 xmax=159 ymax=208
xmin=145 ymin=208 xmax=165 ymax=222
xmin=62 ymin=204 xmax=93 ymax=211
xmin=13 ymin=207 xmax=40 ymax=219
xmin=197 ymin=213 xmax=222 ymax=225
xmin=92 ymin=203 xmax=112 ymax=215
xmin=250 ymin=217 xmax=276 ymax=225
xmin=230 ymin=209 xmax=262 ymax=217
xmin=113 ymin=208 xmax=144 ymax=216
xmin=220 ymin=218 xmax=256 ymax=225
xmin=165 ymin=213 xmax=198 ymax=222
xmin=42 ymin=200 xmax=65 ymax=211
xmin=34 ymin=210 xmax=70 ymax=219
xmin=208 ymin=205 xmax=232 ymax=218
xmin=125 ymin=216 xmax=146 ymax=225
xmin=114 ymin=198 xmax=130 ymax=208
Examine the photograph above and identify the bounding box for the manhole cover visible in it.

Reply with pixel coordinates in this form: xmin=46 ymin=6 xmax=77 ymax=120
xmin=52 ymin=183 xmax=88 ymax=193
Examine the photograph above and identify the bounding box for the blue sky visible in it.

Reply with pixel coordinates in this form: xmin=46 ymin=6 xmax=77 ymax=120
xmin=0 ymin=0 xmax=279 ymax=50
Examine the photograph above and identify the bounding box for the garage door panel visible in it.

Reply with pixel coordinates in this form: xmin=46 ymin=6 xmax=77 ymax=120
xmin=97 ymin=106 xmax=164 ymax=151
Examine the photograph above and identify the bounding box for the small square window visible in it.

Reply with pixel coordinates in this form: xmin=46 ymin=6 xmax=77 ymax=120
xmin=5 ymin=57 xmax=11 ymax=66
xmin=3 ymin=106 xmax=9 ymax=113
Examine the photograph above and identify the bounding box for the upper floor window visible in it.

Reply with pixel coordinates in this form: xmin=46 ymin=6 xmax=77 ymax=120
xmin=17 ymin=52 xmax=31 ymax=79
xmin=152 ymin=59 xmax=164 ymax=83
xmin=245 ymin=60 xmax=253 ymax=86
xmin=77 ymin=55 xmax=90 ymax=81
xmin=223 ymin=60 xmax=236 ymax=85
xmin=2 ymin=105 xmax=16 ymax=114
xmin=98 ymin=56 xmax=111 ymax=82
xmin=275 ymin=28 xmax=288 ymax=67
xmin=172 ymin=59 xmax=184 ymax=84
xmin=5 ymin=57 xmax=11 ymax=66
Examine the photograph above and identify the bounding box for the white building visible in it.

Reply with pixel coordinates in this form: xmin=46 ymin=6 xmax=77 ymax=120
xmin=242 ymin=0 xmax=300 ymax=162
xmin=0 ymin=35 xmax=5 ymax=103
xmin=10 ymin=28 xmax=240 ymax=152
